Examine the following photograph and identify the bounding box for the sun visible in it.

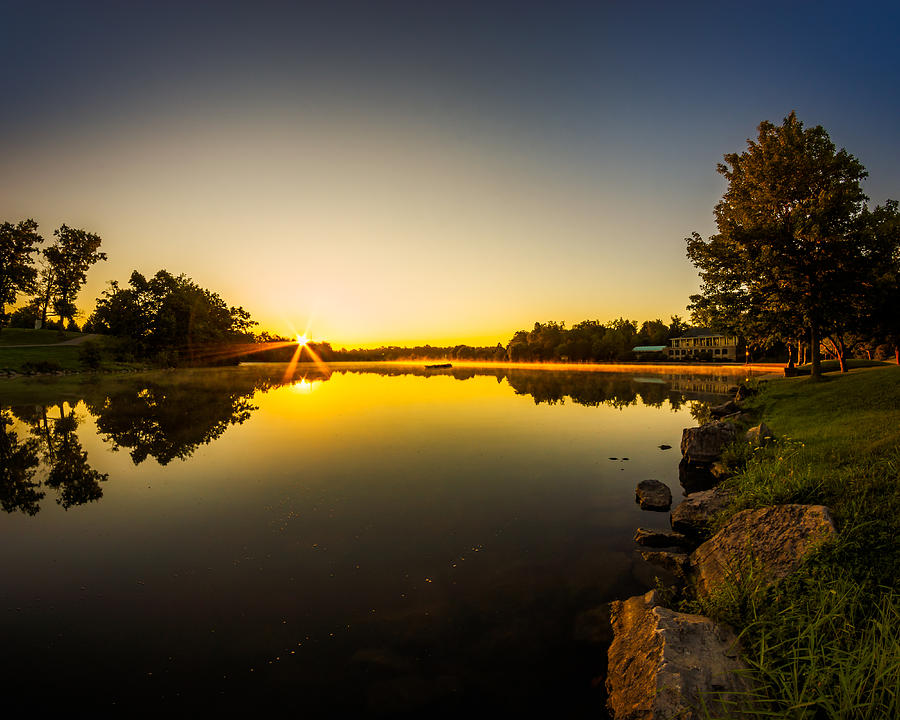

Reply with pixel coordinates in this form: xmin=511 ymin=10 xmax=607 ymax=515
xmin=296 ymin=333 xmax=309 ymax=346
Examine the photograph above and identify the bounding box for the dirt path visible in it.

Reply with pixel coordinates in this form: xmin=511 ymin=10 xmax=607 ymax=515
xmin=0 ymin=334 xmax=102 ymax=348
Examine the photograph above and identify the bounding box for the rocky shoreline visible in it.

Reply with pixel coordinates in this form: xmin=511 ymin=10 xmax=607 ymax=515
xmin=606 ymin=385 xmax=837 ymax=719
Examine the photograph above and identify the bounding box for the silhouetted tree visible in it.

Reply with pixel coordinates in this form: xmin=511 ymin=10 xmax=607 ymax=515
xmin=89 ymin=269 xmax=257 ymax=362
xmin=0 ymin=219 xmax=43 ymax=333
xmin=37 ymin=224 xmax=107 ymax=328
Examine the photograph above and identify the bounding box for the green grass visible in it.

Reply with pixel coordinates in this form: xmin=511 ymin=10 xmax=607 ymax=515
xmin=688 ymin=366 xmax=900 ymax=719
xmin=0 ymin=333 xmax=145 ymax=375
xmin=0 ymin=345 xmax=83 ymax=371
xmin=802 ymin=358 xmax=892 ymax=371
xmin=0 ymin=328 xmax=83 ymax=346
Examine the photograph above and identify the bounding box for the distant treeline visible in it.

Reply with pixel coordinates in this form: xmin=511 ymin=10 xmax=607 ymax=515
xmin=252 ymin=317 xmax=692 ymax=364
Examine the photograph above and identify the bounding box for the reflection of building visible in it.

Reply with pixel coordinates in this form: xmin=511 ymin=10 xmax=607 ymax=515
xmin=667 ymin=331 xmax=743 ymax=361
xmin=668 ymin=377 xmax=737 ymax=400
xmin=632 ymin=345 xmax=667 ymax=357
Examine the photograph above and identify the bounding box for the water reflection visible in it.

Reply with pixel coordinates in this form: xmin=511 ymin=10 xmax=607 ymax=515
xmin=0 ymin=364 xmax=737 ymax=516
xmin=0 ymin=412 xmax=42 ymax=514
xmin=0 ymin=363 xmax=750 ymax=715
xmin=2 ymin=404 xmax=107 ymax=513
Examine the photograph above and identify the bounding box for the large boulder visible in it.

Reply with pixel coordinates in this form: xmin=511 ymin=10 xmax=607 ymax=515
xmin=691 ymin=504 xmax=837 ymax=597
xmin=681 ymin=421 xmax=737 ymax=464
xmin=670 ymin=487 xmax=733 ymax=538
xmin=636 ymin=479 xmax=673 ymax=511
xmin=607 ymin=590 xmax=751 ymax=720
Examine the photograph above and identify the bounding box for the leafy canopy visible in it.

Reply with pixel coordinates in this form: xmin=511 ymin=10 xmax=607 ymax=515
xmin=686 ymin=112 xmax=894 ymax=372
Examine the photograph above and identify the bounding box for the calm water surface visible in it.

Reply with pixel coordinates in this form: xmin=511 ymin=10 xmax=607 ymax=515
xmin=0 ymin=363 xmax=745 ymax=715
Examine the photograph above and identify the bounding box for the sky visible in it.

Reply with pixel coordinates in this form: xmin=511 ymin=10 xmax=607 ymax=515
xmin=2 ymin=0 xmax=899 ymax=347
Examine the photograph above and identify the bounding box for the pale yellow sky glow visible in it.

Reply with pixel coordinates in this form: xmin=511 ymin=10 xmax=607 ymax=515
xmin=1 ymin=109 xmax=710 ymax=347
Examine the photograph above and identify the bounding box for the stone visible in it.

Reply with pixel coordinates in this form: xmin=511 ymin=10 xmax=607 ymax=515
xmin=709 ymin=400 xmax=740 ymax=418
xmin=607 ymin=590 xmax=751 ymax=720
xmin=691 ymin=504 xmax=837 ymax=597
xmin=641 ymin=550 xmax=691 ymax=578
xmin=733 ymin=384 xmax=757 ymax=402
xmin=634 ymin=528 xmax=692 ymax=548
xmin=670 ymin=487 xmax=733 ymax=538
xmin=678 ymin=459 xmax=718 ymax=494
xmin=681 ymin=421 xmax=737 ymax=464
xmin=744 ymin=422 xmax=774 ymax=446
xmin=636 ymin=479 xmax=673 ymax=511
xmin=710 ymin=461 xmax=731 ymax=481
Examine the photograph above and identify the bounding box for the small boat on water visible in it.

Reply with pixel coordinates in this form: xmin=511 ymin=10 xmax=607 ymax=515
xmin=425 ymin=363 xmax=452 ymax=369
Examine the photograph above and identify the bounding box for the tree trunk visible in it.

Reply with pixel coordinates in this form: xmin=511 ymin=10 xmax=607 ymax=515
xmin=826 ymin=336 xmax=848 ymax=373
xmin=810 ymin=325 xmax=822 ymax=379
xmin=786 ymin=342 xmax=795 ymax=369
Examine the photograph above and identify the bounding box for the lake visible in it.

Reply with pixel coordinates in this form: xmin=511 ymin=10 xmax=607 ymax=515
xmin=0 ymin=363 xmax=750 ymax=715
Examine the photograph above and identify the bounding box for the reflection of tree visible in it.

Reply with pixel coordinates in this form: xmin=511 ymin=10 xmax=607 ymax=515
xmin=84 ymin=373 xmax=273 ymax=465
xmin=0 ymin=412 xmax=43 ymax=515
xmin=339 ymin=365 xmax=699 ymax=410
xmin=1 ymin=404 xmax=107 ymax=514
xmin=42 ymin=410 xmax=106 ymax=509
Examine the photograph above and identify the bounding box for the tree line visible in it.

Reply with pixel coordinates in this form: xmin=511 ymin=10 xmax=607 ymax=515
xmin=249 ymin=316 xmax=691 ymax=364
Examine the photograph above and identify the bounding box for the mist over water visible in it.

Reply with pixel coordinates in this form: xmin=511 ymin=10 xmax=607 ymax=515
xmin=0 ymin=364 xmax=745 ymax=715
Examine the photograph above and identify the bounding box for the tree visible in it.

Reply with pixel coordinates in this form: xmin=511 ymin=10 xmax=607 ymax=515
xmin=39 ymin=224 xmax=107 ymax=328
xmin=89 ymin=269 xmax=258 ymax=362
xmin=686 ymin=112 xmax=886 ymax=378
xmin=0 ymin=219 xmax=43 ymax=333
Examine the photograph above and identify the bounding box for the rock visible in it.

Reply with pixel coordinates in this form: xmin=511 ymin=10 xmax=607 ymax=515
xmin=636 ymin=479 xmax=673 ymax=511
xmin=681 ymin=421 xmax=737 ymax=464
xmin=634 ymin=528 xmax=692 ymax=548
xmin=641 ymin=550 xmax=691 ymax=578
xmin=678 ymin=458 xmax=718 ymax=494
xmin=691 ymin=504 xmax=837 ymax=597
xmin=745 ymin=422 xmax=774 ymax=446
xmin=734 ymin=384 xmax=757 ymax=402
xmin=710 ymin=461 xmax=732 ymax=481
xmin=709 ymin=400 xmax=740 ymax=418
xmin=671 ymin=487 xmax=733 ymax=538
xmin=607 ymin=590 xmax=751 ymax=720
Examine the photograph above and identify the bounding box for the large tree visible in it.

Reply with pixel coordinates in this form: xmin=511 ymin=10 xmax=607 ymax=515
xmin=89 ymin=269 xmax=257 ymax=361
xmin=686 ymin=112 xmax=886 ymax=378
xmin=38 ymin=224 xmax=107 ymax=328
xmin=0 ymin=219 xmax=43 ymax=333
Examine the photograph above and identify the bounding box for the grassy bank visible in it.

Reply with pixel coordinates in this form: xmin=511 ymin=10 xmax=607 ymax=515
xmin=693 ymin=366 xmax=900 ymax=718
xmin=0 ymin=329 xmax=146 ymax=374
